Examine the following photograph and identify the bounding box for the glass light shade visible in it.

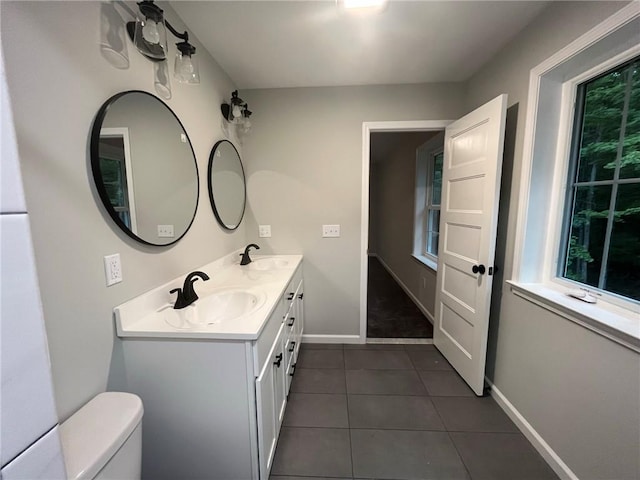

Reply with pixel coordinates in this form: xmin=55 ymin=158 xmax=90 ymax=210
xmin=231 ymin=104 xmax=243 ymax=122
xmin=241 ymin=117 xmax=252 ymax=134
xmin=174 ymin=51 xmax=200 ymax=84
xmin=133 ymin=16 xmax=167 ymax=60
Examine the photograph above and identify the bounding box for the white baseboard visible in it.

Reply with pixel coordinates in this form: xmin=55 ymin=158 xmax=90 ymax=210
xmin=302 ymin=334 xmax=362 ymax=344
xmin=367 ymin=338 xmax=434 ymax=345
xmin=375 ymin=256 xmax=435 ymax=325
xmin=486 ymin=379 xmax=578 ymax=480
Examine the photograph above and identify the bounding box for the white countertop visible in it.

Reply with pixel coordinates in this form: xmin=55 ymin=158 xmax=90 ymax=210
xmin=114 ymin=253 xmax=303 ymax=341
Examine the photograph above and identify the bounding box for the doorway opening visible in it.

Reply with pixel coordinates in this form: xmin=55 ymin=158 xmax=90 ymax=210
xmin=360 ymin=121 xmax=452 ymax=342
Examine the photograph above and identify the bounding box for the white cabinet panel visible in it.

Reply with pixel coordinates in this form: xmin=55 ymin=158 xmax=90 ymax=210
xmin=1 ymin=215 xmax=58 ymax=466
xmin=1 ymin=427 xmax=66 ymax=480
xmin=255 ymin=323 xmax=286 ymax=480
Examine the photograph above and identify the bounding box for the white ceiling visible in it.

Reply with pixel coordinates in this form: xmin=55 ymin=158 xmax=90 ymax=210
xmin=170 ymin=1 xmax=549 ymax=90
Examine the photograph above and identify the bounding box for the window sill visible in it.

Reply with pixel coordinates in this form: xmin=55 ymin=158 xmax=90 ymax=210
xmin=411 ymin=254 xmax=437 ymax=272
xmin=507 ymin=281 xmax=640 ymax=353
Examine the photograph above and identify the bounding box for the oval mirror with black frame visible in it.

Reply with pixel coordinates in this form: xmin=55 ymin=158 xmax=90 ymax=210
xmin=207 ymin=140 xmax=246 ymax=231
xmin=90 ymin=90 xmax=199 ymax=246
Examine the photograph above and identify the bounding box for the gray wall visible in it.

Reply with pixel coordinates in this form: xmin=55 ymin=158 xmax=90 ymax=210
xmin=369 ymin=132 xmax=437 ymax=319
xmin=1 ymin=1 xmax=247 ymax=421
xmin=242 ymin=84 xmax=466 ymax=337
xmin=465 ymin=2 xmax=640 ymax=478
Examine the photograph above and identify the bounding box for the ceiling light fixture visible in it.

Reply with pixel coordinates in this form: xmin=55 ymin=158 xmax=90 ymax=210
xmin=342 ymin=0 xmax=387 ymax=10
xmin=221 ymin=91 xmax=253 ymax=134
xmin=126 ymin=0 xmax=200 ymax=84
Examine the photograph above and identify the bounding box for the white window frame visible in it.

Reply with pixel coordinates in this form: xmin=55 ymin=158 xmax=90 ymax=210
xmin=553 ymin=51 xmax=640 ymax=304
xmin=424 ymin=148 xmax=443 ymax=259
xmin=511 ymin=3 xmax=640 ymax=352
xmin=413 ymin=132 xmax=445 ymax=271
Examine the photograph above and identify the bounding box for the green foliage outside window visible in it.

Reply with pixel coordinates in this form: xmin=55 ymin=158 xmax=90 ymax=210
xmin=564 ymin=56 xmax=640 ymax=302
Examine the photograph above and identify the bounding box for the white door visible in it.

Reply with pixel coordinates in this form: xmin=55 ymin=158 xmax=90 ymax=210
xmin=433 ymin=94 xmax=507 ymax=396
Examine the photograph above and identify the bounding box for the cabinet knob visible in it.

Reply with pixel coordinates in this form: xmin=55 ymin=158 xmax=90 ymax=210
xmin=287 ymin=293 xmax=295 ymax=301
xmin=289 ymin=363 xmax=296 ymax=377
xmin=288 ymin=317 xmax=295 ymax=327
xmin=289 ymin=341 xmax=296 ymax=353
xmin=298 ymin=293 xmax=304 ymax=300
xmin=274 ymin=353 xmax=283 ymax=368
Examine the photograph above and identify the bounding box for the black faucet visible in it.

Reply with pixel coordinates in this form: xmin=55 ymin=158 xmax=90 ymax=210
xmin=170 ymin=271 xmax=210 ymax=309
xmin=239 ymin=243 xmax=260 ymax=265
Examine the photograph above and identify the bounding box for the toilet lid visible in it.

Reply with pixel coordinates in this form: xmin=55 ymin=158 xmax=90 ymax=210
xmin=59 ymin=392 xmax=143 ymax=480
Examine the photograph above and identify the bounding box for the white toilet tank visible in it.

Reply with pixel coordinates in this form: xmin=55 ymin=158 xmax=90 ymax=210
xmin=60 ymin=392 xmax=143 ymax=480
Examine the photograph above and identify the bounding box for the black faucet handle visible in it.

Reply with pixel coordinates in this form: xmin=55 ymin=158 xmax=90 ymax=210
xmin=170 ymin=287 xmax=188 ymax=309
xmin=240 ymin=244 xmax=260 ymax=266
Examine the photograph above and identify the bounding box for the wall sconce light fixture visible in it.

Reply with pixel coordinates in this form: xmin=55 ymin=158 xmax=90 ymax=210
xmin=126 ymin=0 xmax=200 ymax=84
xmin=221 ymin=91 xmax=253 ymax=134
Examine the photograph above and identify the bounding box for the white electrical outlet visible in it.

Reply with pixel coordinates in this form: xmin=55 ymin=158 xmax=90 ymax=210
xmin=104 ymin=254 xmax=122 ymax=286
xmin=157 ymin=225 xmax=175 ymax=238
xmin=322 ymin=224 xmax=341 ymax=238
xmin=259 ymin=225 xmax=272 ymax=238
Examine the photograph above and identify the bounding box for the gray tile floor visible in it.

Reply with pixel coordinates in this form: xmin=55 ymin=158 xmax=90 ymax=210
xmin=270 ymin=343 xmax=559 ymax=480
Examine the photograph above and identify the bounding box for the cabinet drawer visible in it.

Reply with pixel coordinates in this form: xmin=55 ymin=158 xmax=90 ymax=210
xmin=281 ymin=267 xmax=302 ymax=307
xmin=253 ymin=303 xmax=284 ymax=376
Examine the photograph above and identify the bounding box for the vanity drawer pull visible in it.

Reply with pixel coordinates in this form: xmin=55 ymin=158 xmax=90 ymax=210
xmin=298 ymin=293 xmax=304 ymax=300
xmin=289 ymin=364 xmax=296 ymax=377
xmin=287 ymin=292 xmax=295 ymax=301
xmin=274 ymin=353 xmax=283 ymax=368
xmin=289 ymin=342 xmax=296 ymax=353
xmin=287 ymin=317 xmax=295 ymax=327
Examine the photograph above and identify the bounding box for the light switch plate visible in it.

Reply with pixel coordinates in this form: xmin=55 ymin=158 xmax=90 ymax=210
xmin=104 ymin=254 xmax=122 ymax=286
xmin=322 ymin=224 xmax=340 ymax=237
xmin=259 ymin=225 xmax=272 ymax=238
xmin=157 ymin=225 xmax=174 ymax=238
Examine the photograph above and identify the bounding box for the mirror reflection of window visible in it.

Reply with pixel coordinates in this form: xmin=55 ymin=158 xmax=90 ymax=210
xmin=99 ymin=128 xmax=137 ymax=233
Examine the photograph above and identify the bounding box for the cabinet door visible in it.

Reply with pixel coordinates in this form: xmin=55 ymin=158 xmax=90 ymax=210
xmin=274 ymin=328 xmax=286 ymax=428
xmin=255 ymin=323 xmax=286 ymax=480
xmin=294 ymin=281 xmax=304 ymax=359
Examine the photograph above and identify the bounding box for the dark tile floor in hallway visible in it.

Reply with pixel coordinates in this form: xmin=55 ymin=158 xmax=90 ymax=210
xmin=367 ymin=257 xmax=433 ymax=339
xmin=270 ymin=343 xmax=559 ymax=480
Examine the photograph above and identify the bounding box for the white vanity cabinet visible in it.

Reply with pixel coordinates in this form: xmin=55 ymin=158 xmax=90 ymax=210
xmin=284 ymin=278 xmax=304 ymax=393
xmin=255 ymin=322 xmax=286 ymax=479
xmin=115 ymin=256 xmax=303 ymax=480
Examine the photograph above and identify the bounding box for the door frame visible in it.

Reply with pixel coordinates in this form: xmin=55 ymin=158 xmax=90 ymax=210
xmin=360 ymin=120 xmax=453 ymax=342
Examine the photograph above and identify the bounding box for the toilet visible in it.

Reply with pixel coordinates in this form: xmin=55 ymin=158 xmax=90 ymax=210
xmin=60 ymin=392 xmax=143 ymax=480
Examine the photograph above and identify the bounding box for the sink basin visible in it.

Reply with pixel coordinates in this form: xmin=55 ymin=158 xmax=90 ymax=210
xmin=246 ymin=257 xmax=290 ymax=271
xmin=161 ymin=288 xmax=266 ymax=329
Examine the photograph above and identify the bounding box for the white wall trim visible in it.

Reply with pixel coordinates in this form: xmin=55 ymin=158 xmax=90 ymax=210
xmin=302 ymin=334 xmax=361 ymax=344
xmin=512 ymin=2 xmax=640 ymax=281
xmin=486 ymin=378 xmax=579 ymax=480
xmin=361 ymin=120 xmax=453 ymax=341
xmin=376 ymin=255 xmax=434 ymax=325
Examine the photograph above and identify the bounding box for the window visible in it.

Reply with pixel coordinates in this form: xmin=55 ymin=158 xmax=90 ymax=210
xmin=512 ymin=4 xmax=639 ymax=348
xmin=561 ymin=56 xmax=640 ymax=302
xmin=425 ymin=150 xmax=443 ymax=257
xmin=414 ymin=132 xmax=445 ymax=269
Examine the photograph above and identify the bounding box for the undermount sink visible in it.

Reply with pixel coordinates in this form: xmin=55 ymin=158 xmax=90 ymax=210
xmin=245 ymin=257 xmax=290 ymax=271
xmin=162 ymin=288 xmax=267 ymax=330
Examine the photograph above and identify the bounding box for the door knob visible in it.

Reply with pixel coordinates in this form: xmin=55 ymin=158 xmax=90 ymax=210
xmin=472 ymin=264 xmax=486 ymax=275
